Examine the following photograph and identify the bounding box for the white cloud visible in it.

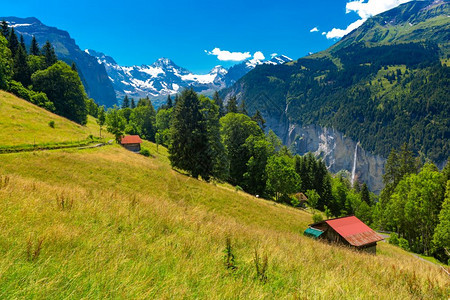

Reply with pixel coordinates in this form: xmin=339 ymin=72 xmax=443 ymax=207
xmin=326 ymin=19 xmax=365 ymax=39
xmin=253 ymin=51 xmax=265 ymax=60
xmin=324 ymin=0 xmax=412 ymax=39
xmin=346 ymin=0 xmax=412 ymax=19
xmin=310 ymin=27 xmax=319 ymax=32
xmin=205 ymin=48 xmax=251 ymax=61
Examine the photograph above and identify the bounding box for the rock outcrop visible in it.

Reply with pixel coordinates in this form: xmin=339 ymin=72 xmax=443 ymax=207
xmin=267 ymin=115 xmax=386 ymax=193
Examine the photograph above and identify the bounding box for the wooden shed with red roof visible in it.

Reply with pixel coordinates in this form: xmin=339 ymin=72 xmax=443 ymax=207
xmin=305 ymin=216 xmax=383 ymax=254
xmin=120 ymin=135 xmax=143 ymax=152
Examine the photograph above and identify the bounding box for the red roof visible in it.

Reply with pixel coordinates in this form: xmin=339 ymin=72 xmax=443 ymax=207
xmin=121 ymin=135 xmax=143 ymax=144
xmin=325 ymin=216 xmax=383 ymax=247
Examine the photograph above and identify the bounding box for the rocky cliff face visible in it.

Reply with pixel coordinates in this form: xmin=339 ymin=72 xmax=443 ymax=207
xmin=266 ymin=115 xmax=386 ymax=193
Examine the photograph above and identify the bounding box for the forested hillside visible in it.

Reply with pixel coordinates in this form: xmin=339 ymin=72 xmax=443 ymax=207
xmin=223 ymin=0 xmax=449 ymax=163
xmin=0 ymin=20 xmax=99 ymax=125
xmin=2 ymin=17 xmax=117 ymax=107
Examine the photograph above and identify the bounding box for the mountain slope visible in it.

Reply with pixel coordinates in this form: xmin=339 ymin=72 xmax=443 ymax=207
xmin=0 ymin=91 xmax=109 ymax=146
xmin=330 ymin=0 xmax=450 ymax=51
xmin=88 ymin=49 xmax=292 ymax=105
xmin=3 ymin=17 xmax=117 ymax=107
xmin=222 ymin=0 xmax=450 ymax=192
xmin=0 ymin=94 xmax=447 ymax=298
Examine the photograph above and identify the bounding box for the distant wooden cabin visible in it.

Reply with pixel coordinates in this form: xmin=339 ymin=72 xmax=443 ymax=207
xmin=294 ymin=192 xmax=308 ymax=207
xmin=121 ymin=135 xmax=143 ymax=152
xmin=304 ymin=216 xmax=383 ymax=254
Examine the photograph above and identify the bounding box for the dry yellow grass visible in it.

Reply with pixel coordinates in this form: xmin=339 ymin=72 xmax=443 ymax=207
xmin=0 ymin=142 xmax=448 ymax=299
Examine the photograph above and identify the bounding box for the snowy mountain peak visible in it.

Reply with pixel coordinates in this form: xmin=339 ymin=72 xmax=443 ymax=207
xmin=153 ymin=57 xmax=178 ymax=68
xmin=269 ymin=55 xmax=292 ymax=65
xmin=88 ymin=50 xmax=292 ymax=105
xmin=209 ymin=65 xmax=227 ymax=75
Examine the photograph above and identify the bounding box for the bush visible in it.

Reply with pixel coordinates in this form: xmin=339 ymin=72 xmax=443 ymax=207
xmin=31 ymin=92 xmax=54 ymax=111
xmin=389 ymin=232 xmax=399 ymax=246
xmin=9 ymin=80 xmax=31 ymax=101
xmin=140 ymin=148 xmax=150 ymax=157
xmin=312 ymin=213 xmax=323 ymax=223
xmin=8 ymin=80 xmax=54 ymax=111
xmin=398 ymin=238 xmax=410 ymax=251
xmin=48 ymin=121 xmax=55 ymax=128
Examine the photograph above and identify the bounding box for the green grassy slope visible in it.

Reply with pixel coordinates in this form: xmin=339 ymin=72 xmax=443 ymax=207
xmin=0 ymin=91 xmax=111 ymax=146
xmin=0 ymin=95 xmax=448 ymax=298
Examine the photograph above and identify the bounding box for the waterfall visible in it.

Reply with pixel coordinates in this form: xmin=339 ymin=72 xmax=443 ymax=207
xmin=351 ymin=142 xmax=359 ymax=186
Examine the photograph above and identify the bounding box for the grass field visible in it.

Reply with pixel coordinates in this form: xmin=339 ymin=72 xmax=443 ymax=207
xmin=0 ymin=94 xmax=448 ymax=298
xmin=0 ymin=91 xmax=111 ymax=146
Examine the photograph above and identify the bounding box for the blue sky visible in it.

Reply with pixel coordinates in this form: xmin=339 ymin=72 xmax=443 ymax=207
xmin=3 ymin=0 xmax=410 ymax=73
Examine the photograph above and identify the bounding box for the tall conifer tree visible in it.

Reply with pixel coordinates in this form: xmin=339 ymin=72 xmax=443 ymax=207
xmin=169 ymin=89 xmax=212 ymax=180
xmin=226 ymin=96 xmax=238 ymax=113
xmin=30 ymin=36 xmax=40 ymax=55
xmin=122 ymin=95 xmax=130 ymax=108
xmin=13 ymin=44 xmax=31 ymax=86
xmin=252 ymin=110 xmax=266 ymax=130
xmin=167 ymin=95 xmax=173 ymax=108
xmin=239 ymin=99 xmax=248 ymax=115
xmin=213 ymin=91 xmax=224 ymax=116
xmin=19 ymin=35 xmax=26 ymax=54
xmin=42 ymin=41 xmax=57 ymax=67
xmin=8 ymin=28 xmax=19 ymax=57
xmin=1 ymin=20 xmax=9 ymax=38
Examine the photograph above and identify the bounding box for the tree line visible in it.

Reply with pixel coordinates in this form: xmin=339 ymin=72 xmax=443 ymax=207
xmin=372 ymin=144 xmax=449 ymax=263
xmin=0 ymin=20 xmax=88 ymax=124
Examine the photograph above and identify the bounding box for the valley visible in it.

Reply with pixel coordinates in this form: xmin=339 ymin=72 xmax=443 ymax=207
xmin=0 ymin=92 xmax=448 ymax=298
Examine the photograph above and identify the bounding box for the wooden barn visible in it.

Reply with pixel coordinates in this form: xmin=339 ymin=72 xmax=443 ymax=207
xmin=121 ymin=135 xmax=143 ymax=152
xmin=304 ymin=216 xmax=383 ymax=254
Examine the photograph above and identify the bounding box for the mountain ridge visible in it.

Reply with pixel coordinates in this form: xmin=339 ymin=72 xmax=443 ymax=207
xmin=2 ymin=16 xmax=117 ymax=107
xmin=88 ymin=49 xmax=292 ymax=105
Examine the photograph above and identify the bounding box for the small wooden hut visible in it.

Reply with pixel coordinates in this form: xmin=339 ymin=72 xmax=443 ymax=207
xmin=304 ymin=216 xmax=383 ymax=254
xmin=121 ymin=135 xmax=143 ymax=152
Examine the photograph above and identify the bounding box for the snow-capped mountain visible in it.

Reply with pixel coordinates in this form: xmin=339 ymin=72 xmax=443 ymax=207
xmin=87 ymin=49 xmax=292 ymax=104
xmin=223 ymin=55 xmax=292 ymax=86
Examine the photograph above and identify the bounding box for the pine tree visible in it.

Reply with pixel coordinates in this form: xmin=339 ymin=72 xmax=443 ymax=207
xmin=30 ymin=36 xmax=40 ymax=55
xmin=239 ymin=99 xmax=248 ymax=115
xmin=19 ymin=35 xmax=26 ymax=54
xmin=71 ymin=62 xmax=77 ymax=72
xmin=8 ymin=28 xmax=19 ymax=57
xmin=167 ymin=95 xmax=173 ymax=108
xmin=13 ymin=45 xmax=31 ymax=86
xmin=97 ymin=106 xmax=106 ymax=138
xmin=122 ymin=95 xmax=130 ymax=108
xmin=169 ymin=89 xmax=212 ymax=180
xmin=252 ymin=110 xmax=266 ymax=130
xmin=213 ymin=91 xmax=224 ymax=116
xmin=226 ymin=96 xmax=238 ymax=113
xmin=42 ymin=41 xmax=57 ymax=67
xmin=1 ymin=20 xmax=9 ymax=38
xmin=130 ymin=98 xmax=136 ymax=109
xmin=360 ymin=183 xmax=371 ymax=204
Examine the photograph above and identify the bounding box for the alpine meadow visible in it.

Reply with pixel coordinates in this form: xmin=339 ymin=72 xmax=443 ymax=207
xmin=0 ymin=0 xmax=449 ymax=299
